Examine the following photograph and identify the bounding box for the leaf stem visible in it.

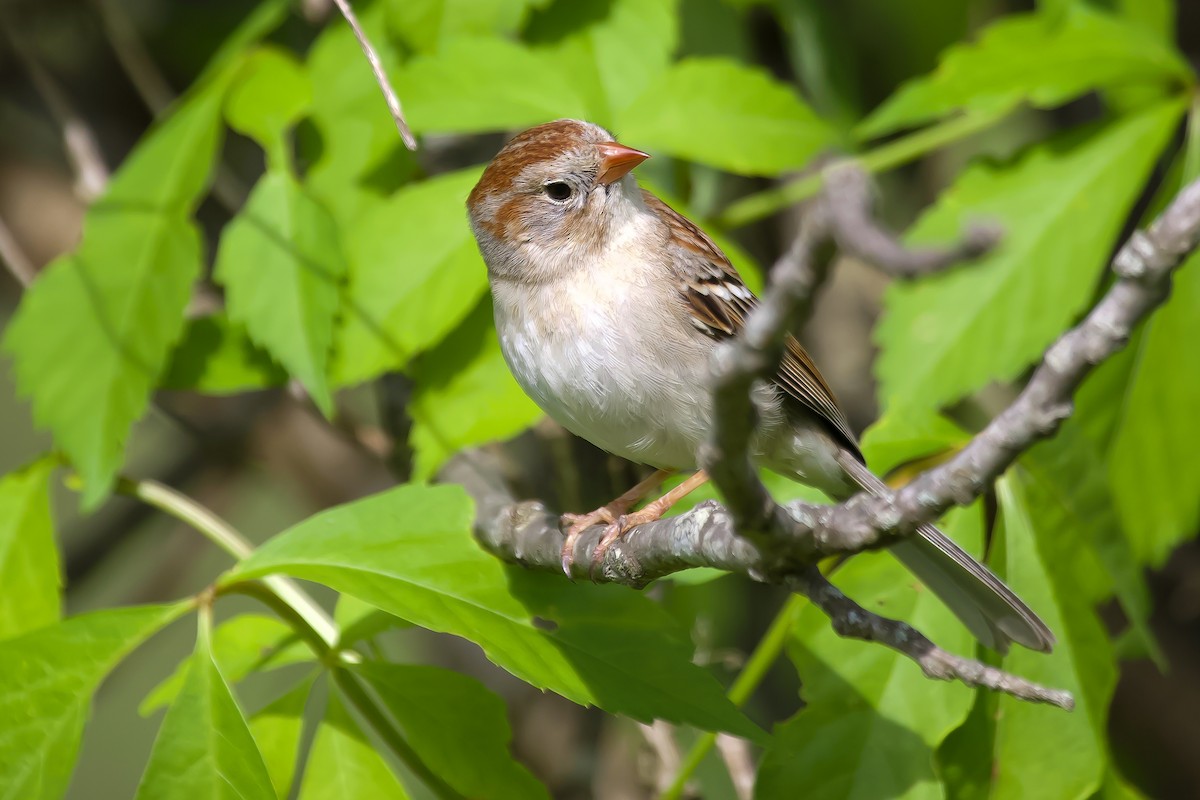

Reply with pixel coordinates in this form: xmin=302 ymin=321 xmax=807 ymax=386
xmin=715 ymin=106 xmax=1012 ymax=229
xmin=660 ymin=594 xmax=807 ymax=799
xmin=115 ymin=476 xmax=339 ymax=648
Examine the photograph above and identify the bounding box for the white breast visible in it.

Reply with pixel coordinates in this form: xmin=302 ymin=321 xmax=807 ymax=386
xmin=491 ymin=260 xmax=714 ymax=470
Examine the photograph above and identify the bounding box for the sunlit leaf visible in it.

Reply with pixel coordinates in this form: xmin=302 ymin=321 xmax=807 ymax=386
xmin=618 ymin=57 xmax=837 ymax=176
xmin=757 ymin=506 xmax=981 ymax=799
xmin=397 ymin=37 xmax=588 ymax=134
xmin=332 ymin=168 xmax=488 ymax=386
xmin=859 ymin=6 xmax=1190 ymax=138
xmin=386 ymin=0 xmax=547 ymax=53
xmin=0 ymin=604 xmax=187 ymax=800
xmin=225 ymin=484 xmax=761 ymax=738
xmin=215 ymin=170 xmax=348 ymax=414
xmin=875 ymin=101 xmax=1182 ymax=412
xmin=527 ymin=0 xmax=678 ymax=125
xmin=357 ymin=662 xmax=548 ymax=800
xmin=136 ymin=615 xmax=276 ymax=800
xmin=140 ymin=614 xmax=312 ymax=716
xmin=225 ymin=46 xmax=311 ymax=161
xmin=3 ymin=83 xmax=228 ymax=506
xmin=0 ymin=458 xmax=59 ymax=640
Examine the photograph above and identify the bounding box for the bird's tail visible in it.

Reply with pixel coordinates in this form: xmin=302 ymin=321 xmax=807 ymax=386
xmin=835 ymin=451 xmax=1055 ymax=653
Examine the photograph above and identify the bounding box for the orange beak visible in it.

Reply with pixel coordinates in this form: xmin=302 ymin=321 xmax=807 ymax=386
xmin=596 ymin=142 xmax=650 ymax=185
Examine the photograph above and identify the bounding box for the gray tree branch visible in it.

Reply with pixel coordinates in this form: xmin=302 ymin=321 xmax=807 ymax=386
xmin=464 ymin=167 xmax=1200 ymax=711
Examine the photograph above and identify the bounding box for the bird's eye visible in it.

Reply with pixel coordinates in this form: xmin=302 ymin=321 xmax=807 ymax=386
xmin=544 ymin=181 xmax=573 ymax=202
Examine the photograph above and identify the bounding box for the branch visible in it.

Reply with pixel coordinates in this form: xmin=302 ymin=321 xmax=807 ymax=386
xmin=823 ymin=162 xmax=1001 ymax=277
xmin=331 ymin=0 xmax=417 ymax=151
xmin=446 ymin=457 xmax=1074 ymax=708
xmin=793 ymin=570 xmax=1074 ymax=709
xmin=466 ymin=169 xmax=1200 ymax=710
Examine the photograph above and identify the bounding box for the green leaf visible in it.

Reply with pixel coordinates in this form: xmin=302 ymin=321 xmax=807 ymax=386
xmin=397 ymin=37 xmax=588 ymax=135
xmin=859 ymin=6 xmax=1191 ymax=138
xmin=199 ymin=0 xmax=293 ymax=86
xmin=1018 ymin=427 xmax=1163 ymax=667
xmin=386 ymin=0 xmax=547 ymax=53
xmin=140 ymin=614 xmax=312 ymax=716
xmin=408 ymin=302 xmax=543 ymax=479
xmin=3 ymin=83 xmax=228 ymax=506
xmin=249 ymin=675 xmax=316 ymax=800
xmin=136 ymin=614 xmax=277 ymax=800
xmin=875 ymin=101 xmax=1182 ymax=412
xmin=335 ymin=594 xmax=410 ymax=647
xmin=102 ymin=79 xmax=231 ymax=214
xmin=357 ymin=662 xmax=548 ymax=800
xmin=5 ymin=213 xmax=205 ymax=507
xmin=0 ymin=603 xmax=187 ymax=800
xmin=332 ymin=168 xmax=489 ymax=385
xmin=858 ymin=408 xmax=969 ymax=476
xmin=225 ymin=484 xmax=761 ymax=738
xmin=215 ymin=170 xmax=348 ymax=414
xmin=298 ymin=689 xmax=410 ymax=799
xmin=527 ymin=0 xmax=678 ymax=125
xmin=617 ymin=57 xmax=837 ymax=176
xmin=0 ymin=458 xmax=59 ymax=640
xmin=1103 ymin=241 xmax=1200 ymax=568
xmin=225 ymin=46 xmax=311 ymax=161
xmin=1072 ymin=104 xmax=1200 ymax=569
xmin=1114 ymin=0 xmax=1174 ymax=42
xmin=756 ymin=505 xmax=980 ymax=799
xmin=160 ymin=314 xmax=288 ymax=394
xmin=991 ymin=477 xmax=1113 ymax=800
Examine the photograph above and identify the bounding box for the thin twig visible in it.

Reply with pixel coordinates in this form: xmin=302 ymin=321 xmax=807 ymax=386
xmin=1 ymin=21 xmax=109 ymax=201
xmin=330 ymin=0 xmax=417 ymax=150
xmin=0 ymin=215 xmax=37 ymax=287
xmin=91 ymin=0 xmax=248 ymax=209
xmin=823 ymin=162 xmax=1001 ymax=277
xmin=714 ymin=734 xmax=755 ymax=800
xmin=91 ymin=0 xmax=175 ymax=113
xmin=638 ymin=721 xmax=683 ymax=795
xmin=793 ymin=570 xmax=1074 ymax=709
xmin=116 ymin=476 xmax=340 ymax=648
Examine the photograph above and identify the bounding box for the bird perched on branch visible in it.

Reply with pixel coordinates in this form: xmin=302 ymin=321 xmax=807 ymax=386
xmin=466 ymin=119 xmax=1054 ymax=654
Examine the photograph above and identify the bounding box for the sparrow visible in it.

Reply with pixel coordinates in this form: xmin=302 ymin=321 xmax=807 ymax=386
xmin=466 ymin=119 xmax=1054 ymax=654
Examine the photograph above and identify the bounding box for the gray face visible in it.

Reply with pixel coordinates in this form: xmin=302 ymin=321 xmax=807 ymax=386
xmin=467 ymin=119 xmax=637 ymax=283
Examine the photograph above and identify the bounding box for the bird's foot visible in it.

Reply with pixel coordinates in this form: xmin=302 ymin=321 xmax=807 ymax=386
xmin=587 ymin=504 xmax=670 ymax=580
xmin=559 ymin=506 xmax=618 ymax=577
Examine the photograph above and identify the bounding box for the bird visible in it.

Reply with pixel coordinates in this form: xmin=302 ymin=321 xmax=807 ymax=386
xmin=466 ymin=118 xmax=1055 ymax=654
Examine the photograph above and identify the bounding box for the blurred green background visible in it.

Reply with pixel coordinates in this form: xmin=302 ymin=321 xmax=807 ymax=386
xmin=1 ymin=0 xmax=1199 ymax=797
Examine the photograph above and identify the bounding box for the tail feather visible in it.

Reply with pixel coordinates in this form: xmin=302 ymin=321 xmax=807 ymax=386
xmin=835 ymin=452 xmax=1055 ymax=654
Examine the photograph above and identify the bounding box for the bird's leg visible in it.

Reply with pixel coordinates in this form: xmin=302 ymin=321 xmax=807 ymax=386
xmin=589 ymin=470 xmax=711 ymax=578
xmin=560 ymin=468 xmax=674 ymax=576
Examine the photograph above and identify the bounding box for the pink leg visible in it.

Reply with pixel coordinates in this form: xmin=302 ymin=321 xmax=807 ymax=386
xmin=560 ymin=469 xmax=674 ymax=576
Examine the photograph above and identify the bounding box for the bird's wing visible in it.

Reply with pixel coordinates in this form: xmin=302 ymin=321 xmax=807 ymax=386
xmin=642 ymin=190 xmax=862 ymax=459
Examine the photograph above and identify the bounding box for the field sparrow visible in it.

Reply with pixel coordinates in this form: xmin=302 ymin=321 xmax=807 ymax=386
xmin=466 ymin=119 xmax=1054 ymax=653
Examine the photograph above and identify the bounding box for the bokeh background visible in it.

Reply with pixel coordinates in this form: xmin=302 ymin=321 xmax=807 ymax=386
xmin=1 ymin=0 xmax=1198 ymax=797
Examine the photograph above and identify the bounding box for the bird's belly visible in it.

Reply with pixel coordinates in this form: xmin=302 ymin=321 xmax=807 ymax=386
xmin=496 ymin=299 xmax=711 ymax=469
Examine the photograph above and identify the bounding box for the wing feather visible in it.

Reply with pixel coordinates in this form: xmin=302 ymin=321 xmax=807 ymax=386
xmin=642 ymin=191 xmax=862 ymax=460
